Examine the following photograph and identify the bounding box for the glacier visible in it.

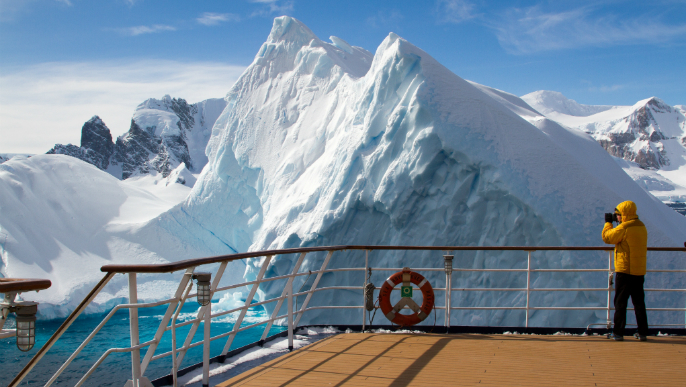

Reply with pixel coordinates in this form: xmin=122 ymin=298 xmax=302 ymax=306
xmin=2 ymin=16 xmax=685 ymax=328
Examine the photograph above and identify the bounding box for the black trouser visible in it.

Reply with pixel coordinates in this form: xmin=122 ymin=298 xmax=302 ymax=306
xmin=613 ymin=272 xmax=649 ymax=336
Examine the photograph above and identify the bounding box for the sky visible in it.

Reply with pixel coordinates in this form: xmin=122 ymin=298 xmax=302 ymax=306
xmin=1 ymin=0 xmax=685 ymax=154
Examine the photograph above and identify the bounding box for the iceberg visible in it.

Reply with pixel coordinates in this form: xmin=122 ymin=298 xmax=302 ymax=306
xmin=155 ymin=17 xmax=686 ymax=327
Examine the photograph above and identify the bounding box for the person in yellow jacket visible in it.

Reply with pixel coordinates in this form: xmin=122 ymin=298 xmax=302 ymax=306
xmin=602 ymin=200 xmax=649 ymax=341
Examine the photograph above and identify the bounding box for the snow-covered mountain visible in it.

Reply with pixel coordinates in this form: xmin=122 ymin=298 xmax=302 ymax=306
xmin=48 ymin=95 xmax=226 ymax=181
xmin=523 ymin=90 xmax=613 ymax=117
xmin=0 ymin=153 xmax=33 ymax=164
xmin=0 ymin=154 xmax=246 ymax=318
xmin=3 ymin=17 xmax=685 ymax=327
xmin=523 ymin=91 xmax=686 ymax=204
xmin=523 ymin=91 xmax=685 ymax=173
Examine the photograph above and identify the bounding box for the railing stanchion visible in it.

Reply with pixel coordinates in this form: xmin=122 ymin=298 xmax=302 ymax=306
xmin=607 ymin=251 xmax=613 ymax=330
xmin=128 ymin=273 xmax=142 ymax=387
xmin=363 ymin=250 xmax=369 ymax=331
xmin=444 ymin=252 xmax=454 ymax=331
xmin=203 ymin=300 xmax=210 ymax=387
xmin=526 ymin=251 xmax=531 ymax=328
xmin=288 ymin=271 xmax=294 ymax=351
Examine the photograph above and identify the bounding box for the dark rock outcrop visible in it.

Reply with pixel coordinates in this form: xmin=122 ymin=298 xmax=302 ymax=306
xmin=48 ymin=116 xmax=115 ymax=171
xmin=46 ymin=95 xmax=224 ymax=181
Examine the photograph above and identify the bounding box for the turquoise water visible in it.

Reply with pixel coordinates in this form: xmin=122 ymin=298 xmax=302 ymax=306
xmin=2 ymin=302 xmax=284 ymax=387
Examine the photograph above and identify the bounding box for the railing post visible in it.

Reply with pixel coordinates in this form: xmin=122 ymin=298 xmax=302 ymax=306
xmin=128 ymin=273 xmax=142 ymax=387
xmin=607 ymin=251 xmax=613 ymax=330
xmin=526 ymin=251 xmax=531 ymax=328
xmin=203 ymin=300 xmax=210 ymax=387
xmin=287 ymin=271 xmax=294 ymax=352
xmin=443 ymin=252 xmax=453 ymax=331
xmin=363 ymin=250 xmax=369 ymax=331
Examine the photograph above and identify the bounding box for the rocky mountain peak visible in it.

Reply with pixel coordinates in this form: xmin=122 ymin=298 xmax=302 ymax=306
xmin=47 ymin=95 xmax=226 ymax=183
xmin=81 ymin=116 xmax=114 ymax=152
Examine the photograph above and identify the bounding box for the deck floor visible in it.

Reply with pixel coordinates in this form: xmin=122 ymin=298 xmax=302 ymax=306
xmin=216 ymin=332 xmax=686 ymax=387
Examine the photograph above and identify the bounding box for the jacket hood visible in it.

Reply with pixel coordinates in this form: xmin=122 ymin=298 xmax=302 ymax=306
xmin=616 ymin=200 xmax=638 ymax=221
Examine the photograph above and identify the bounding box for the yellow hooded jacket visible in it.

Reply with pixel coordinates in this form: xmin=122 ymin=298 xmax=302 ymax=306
xmin=602 ymin=201 xmax=648 ymax=275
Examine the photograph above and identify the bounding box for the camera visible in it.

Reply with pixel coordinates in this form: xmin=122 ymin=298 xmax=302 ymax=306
xmin=604 ymin=212 xmax=618 ymax=223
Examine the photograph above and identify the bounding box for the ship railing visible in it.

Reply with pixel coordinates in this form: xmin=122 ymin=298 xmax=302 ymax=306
xmin=8 ymin=245 xmax=686 ymax=387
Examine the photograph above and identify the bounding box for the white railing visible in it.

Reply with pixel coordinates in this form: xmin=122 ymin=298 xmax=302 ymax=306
xmin=9 ymin=245 xmax=686 ymax=387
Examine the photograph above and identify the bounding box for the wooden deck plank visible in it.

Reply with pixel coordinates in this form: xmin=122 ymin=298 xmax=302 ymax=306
xmin=216 ymin=333 xmax=686 ymax=387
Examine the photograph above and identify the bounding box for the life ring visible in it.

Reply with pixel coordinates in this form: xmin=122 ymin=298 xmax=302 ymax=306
xmin=378 ymin=267 xmax=434 ymax=326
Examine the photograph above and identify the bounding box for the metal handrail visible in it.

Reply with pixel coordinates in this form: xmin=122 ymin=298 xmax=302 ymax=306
xmin=0 ymin=278 xmax=52 ymax=293
xmin=10 ymin=245 xmax=686 ymax=387
xmin=98 ymin=245 xmax=685 ymax=274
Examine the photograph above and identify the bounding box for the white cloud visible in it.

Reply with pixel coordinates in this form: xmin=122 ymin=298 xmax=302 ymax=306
xmin=366 ymin=10 xmax=404 ymax=29
xmin=116 ymin=24 xmax=176 ymax=36
xmin=494 ymin=6 xmax=686 ymax=54
xmin=56 ymin=0 xmax=73 ymax=6
xmin=249 ymin=0 xmax=294 ymax=17
xmin=435 ymin=0 xmax=476 ymax=24
xmin=0 ymin=61 xmax=246 ymax=154
xmin=197 ymin=12 xmax=240 ymax=26
xmin=589 ymin=84 xmax=624 ymax=93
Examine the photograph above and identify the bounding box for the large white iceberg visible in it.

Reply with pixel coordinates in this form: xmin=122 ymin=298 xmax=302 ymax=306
xmin=154 ymin=17 xmax=686 ymax=327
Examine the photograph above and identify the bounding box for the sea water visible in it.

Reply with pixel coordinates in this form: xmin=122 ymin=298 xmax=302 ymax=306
xmin=2 ymin=302 xmax=283 ymax=387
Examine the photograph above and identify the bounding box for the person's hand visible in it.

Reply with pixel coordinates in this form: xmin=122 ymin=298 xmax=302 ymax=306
xmin=605 ymin=213 xmax=614 ymax=223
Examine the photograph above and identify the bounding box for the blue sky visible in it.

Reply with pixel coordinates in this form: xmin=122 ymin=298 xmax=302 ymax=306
xmin=1 ymin=0 xmax=685 ymax=153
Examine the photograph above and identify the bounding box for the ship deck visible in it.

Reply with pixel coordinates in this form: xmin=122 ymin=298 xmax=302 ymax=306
xmin=216 ymin=332 xmax=686 ymax=386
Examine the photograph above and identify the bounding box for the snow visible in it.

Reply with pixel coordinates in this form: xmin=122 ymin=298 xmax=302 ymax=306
xmin=0 ymin=153 xmax=33 ymax=164
xmin=134 ymin=107 xmax=181 ymax=137
xmin=329 ymin=36 xmax=353 ymax=54
xmin=522 ymin=90 xmax=613 ymax=117
xmin=132 ymin=95 xmax=227 ymax=173
xmin=0 ymin=154 xmax=244 ymax=318
xmin=614 ymin=157 xmax=686 ymax=202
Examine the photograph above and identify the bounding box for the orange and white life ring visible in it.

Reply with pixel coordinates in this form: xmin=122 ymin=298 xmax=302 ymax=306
xmin=378 ymin=267 xmax=434 ymax=326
